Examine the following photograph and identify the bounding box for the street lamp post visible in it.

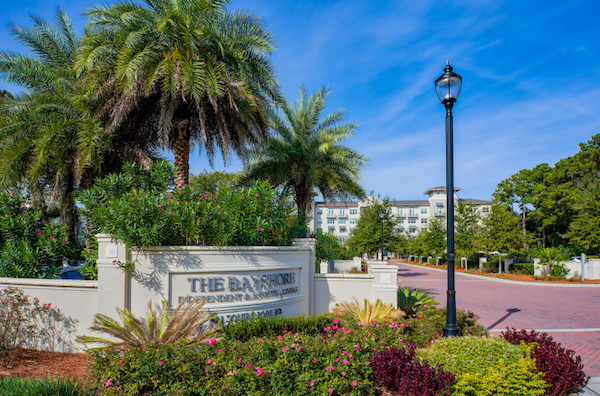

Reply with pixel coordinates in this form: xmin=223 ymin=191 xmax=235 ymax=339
xmin=379 ymin=212 xmax=385 ymax=261
xmin=435 ymin=60 xmax=462 ymax=338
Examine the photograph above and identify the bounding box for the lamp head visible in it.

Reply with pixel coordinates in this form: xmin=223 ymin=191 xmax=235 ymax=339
xmin=379 ymin=212 xmax=385 ymax=219
xmin=435 ymin=60 xmax=462 ymax=104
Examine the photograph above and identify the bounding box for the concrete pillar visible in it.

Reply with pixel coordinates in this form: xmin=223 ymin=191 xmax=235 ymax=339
xmin=367 ymin=261 xmax=398 ymax=308
xmin=292 ymin=238 xmax=317 ymax=315
xmin=96 ymin=234 xmax=130 ymax=318
xmin=479 ymin=257 xmax=487 ymax=270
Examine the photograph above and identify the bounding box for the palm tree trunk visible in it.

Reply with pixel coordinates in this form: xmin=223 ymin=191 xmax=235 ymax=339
xmin=173 ymin=127 xmax=190 ymax=186
xmin=61 ymin=171 xmax=78 ymax=237
xmin=294 ymin=183 xmax=309 ymax=225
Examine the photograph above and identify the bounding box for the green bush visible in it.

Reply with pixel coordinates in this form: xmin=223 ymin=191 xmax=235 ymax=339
xmin=0 ymin=377 xmax=85 ymax=396
xmin=80 ymin=162 xmax=306 ymax=248
xmin=417 ymin=336 xmax=547 ymax=396
xmin=0 ymin=192 xmax=80 ymax=278
xmin=550 ymin=263 xmax=569 ymax=278
xmin=315 ymin=229 xmax=340 ymax=263
xmin=87 ymin=308 xmax=488 ymax=395
xmin=222 ymin=313 xmax=334 ymax=342
xmin=510 ymin=263 xmax=534 ymax=275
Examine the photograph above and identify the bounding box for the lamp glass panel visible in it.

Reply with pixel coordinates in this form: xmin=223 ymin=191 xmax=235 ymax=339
xmin=435 ymin=75 xmax=462 ymax=102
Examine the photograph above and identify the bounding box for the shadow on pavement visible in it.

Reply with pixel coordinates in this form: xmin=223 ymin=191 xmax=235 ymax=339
xmin=487 ymin=308 xmax=522 ymax=330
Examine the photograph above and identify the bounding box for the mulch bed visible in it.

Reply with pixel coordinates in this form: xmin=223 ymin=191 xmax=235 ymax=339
xmin=0 ymin=347 xmax=88 ymax=381
xmin=394 ymin=260 xmax=600 ymax=284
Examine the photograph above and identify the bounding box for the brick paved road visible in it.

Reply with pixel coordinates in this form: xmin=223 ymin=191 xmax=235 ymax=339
xmin=392 ymin=261 xmax=600 ymax=377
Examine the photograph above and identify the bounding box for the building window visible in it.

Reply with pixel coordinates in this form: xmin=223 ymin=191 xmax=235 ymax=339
xmin=328 ymin=208 xmax=334 ymax=216
xmin=328 ymin=227 xmax=335 ymax=233
xmin=409 ymin=226 xmax=417 ymax=233
xmin=421 ymin=218 xmax=427 ymax=224
xmin=399 ymin=218 xmax=405 ymax=224
xmin=339 ymin=219 xmax=346 ymax=224
xmin=339 ymin=227 xmax=347 ymax=233
xmin=408 ymin=218 xmax=416 ymax=224
xmin=327 ymin=218 xmax=335 ymax=224
xmin=350 ymin=227 xmax=355 ymax=233
xmin=317 ymin=209 xmax=322 ymax=215
xmin=435 ymin=203 xmax=444 ymax=215
xmin=409 ymin=206 xmax=415 ymax=216
xmin=397 ymin=207 xmax=403 ymax=215
xmin=350 ymin=209 xmax=358 ymax=215
xmin=421 ymin=208 xmax=427 ymax=214
xmin=398 ymin=226 xmax=404 ymax=232
xmin=339 ymin=208 xmax=346 ymax=216
xmin=482 ymin=207 xmax=490 ymax=213
xmin=316 ymin=219 xmax=322 ymax=224
xmin=339 ymin=236 xmax=346 ymax=243
xmin=349 ymin=218 xmax=357 ymax=224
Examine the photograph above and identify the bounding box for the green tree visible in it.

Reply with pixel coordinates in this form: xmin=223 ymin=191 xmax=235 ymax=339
xmin=493 ymin=169 xmax=536 ymax=239
xmin=423 ymin=218 xmax=446 ymax=265
xmin=78 ymin=0 xmax=279 ymax=186
xmin=480 ymin=204 xmax=524 ymax=273
xmin=346 ymin=198 xmax=396 ymax=258
xmin=0 ymin=10 xmax=106 ymax=232
xmin=239 ymin=85 xmax=368 ymax=224
xmin=566 ymin=178 xmax=600 ymax=254
xmin=455 ymin=199 xmax=480 ymax=268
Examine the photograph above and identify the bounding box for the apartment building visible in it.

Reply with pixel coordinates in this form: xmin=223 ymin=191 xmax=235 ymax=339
xmin=309 ymin=186 xmax=491 ymax=242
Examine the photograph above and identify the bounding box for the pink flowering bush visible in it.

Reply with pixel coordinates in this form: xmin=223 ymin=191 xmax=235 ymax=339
xmin=80 ymin=162 xmax=307 ymax=249
xmin=87 ymin=310 xmax=489 ymax=395
xmin=0 ymin=192 xmax=80 ymax=278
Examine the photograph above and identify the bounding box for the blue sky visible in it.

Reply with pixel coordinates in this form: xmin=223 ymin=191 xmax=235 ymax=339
xmin=1 ymin=0 xmax=599 ymax=201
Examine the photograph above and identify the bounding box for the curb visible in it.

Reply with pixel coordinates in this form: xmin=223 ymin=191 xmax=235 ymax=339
xmin=393 ymin=261 xmax=600 ymax=288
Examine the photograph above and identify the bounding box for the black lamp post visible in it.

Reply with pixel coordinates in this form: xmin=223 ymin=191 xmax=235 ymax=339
xmin=379 ymin=211 xmax=385 ymax=261
xmin=435 ymin=60 xmax=462 ymax=338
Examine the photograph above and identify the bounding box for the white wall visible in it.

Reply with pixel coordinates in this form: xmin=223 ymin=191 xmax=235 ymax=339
xmin=0 ymin=278 xmax=98 ymax=351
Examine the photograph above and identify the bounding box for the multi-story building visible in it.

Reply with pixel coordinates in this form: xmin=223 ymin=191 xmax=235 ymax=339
xmin=309 ymin=186 xmax=491 ymax=242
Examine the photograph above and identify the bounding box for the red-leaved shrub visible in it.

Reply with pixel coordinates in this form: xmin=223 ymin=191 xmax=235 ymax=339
xmin=369 ymin=343 xmax=454 ymax=396
xmin=501 ymin=328 xmax=589 ymax=395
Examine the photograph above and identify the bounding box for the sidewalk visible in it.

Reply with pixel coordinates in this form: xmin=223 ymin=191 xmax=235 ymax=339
xmin=582 ymin=377 xmax=600 ymax=395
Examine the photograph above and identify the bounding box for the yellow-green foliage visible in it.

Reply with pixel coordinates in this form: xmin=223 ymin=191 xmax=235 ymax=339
xmin=416 ymin=336 xmax=547 ymax=396
xmin=452 ymin=357 xmax=547 ymax=396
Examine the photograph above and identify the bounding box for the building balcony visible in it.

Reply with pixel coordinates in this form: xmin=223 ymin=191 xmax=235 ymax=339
xmin=337 ymin=213 xmax=348 ymax=218
xmin=434 ymin=211 xmax=446 ymax=217
xmin=407 ymin=212 xmax=418 ymax=217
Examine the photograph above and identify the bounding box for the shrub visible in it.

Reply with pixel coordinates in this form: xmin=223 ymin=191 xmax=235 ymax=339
xmin=222 ymin=313 xmax=333 ymax=342
xmin=0 ymin=287 xmax=78 ymax=353
xmin=417 ymin=336 xmax=530 ymax=375
xmin=397 ymin=286 xmax=439 ymax=316
xmin=0 ymin=192 xmax=80 ymax=278
xmin=80 ymin=162 xmax=306 ymax=248
xmin=550 ymin=263 xmax=569 ymax=278
xmin=370 ymin=344 xmax=455 ymax=396
xmin=315 ymin=229 xmax=341 ymax=264
xmin=331 ymin=298 xmax=401 ymax=325
xmin=451 ymin=358 xmax=547 ymax=396
xmin=0 ymin=376 xmax=85 ymax=396
xmin=88 ymin=320 xmax=397 ymax=395
xmin=501 ymin=328 xmax=589 ymax=395
xmin=79 ymin=298 xmax=217 ymax=349
xmin=510 ymin=263 xmax=534 ymax=275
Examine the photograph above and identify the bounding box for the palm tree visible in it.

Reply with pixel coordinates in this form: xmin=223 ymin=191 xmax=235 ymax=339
xmin=0 ymin=10 xmax=160 ymax=233
xmin=77 ymin=0 xmax=279 ymax=186
xmin=239 ymin=85 xmax=368 ymax=224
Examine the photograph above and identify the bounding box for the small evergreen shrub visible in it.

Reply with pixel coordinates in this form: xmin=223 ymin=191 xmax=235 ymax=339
xmin=451 ymin=358 xmax=547 ymax=396
xmin=0 ymin=377 xmax=85 ymax=396
xmin=501 ymin=328 xmax=589 ymax=395
xmin=416 ymin=336 xmax=529 ymax=375
xmin=369 ymin=344 xmax=455 ymax=396
xmin=222 ymin=313 xmax=333 ymax=342
xmin=510 ymin=263 xmax=534 ymax=275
